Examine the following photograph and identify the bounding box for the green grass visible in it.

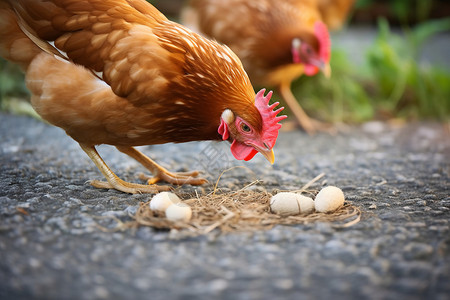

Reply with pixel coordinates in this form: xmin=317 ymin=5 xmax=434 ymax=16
xmin=0 ymin=59 xmax=28 ymax=101
xmin=291 ymin=49 xmax=374 ymax=123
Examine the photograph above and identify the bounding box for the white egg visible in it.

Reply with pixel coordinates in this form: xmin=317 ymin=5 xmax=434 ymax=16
xmin=270 ymin=192 xmax=315 ymax=216
xmin=149 ymin=192 xmax=181 ymax=212
xmin=165 ymin=203 xmax=192 ymax=222
xmin=296 ymin=194 xmax=315 ymax=214
xmin=314 ymin=186 xmax=345 ymax=213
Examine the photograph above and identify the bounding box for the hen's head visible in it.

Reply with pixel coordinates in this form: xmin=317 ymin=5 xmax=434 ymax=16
xmin=218 ymin=89 xmax=286 ymax=164
xmin=291 ymin=21 xmax=331 ymax=78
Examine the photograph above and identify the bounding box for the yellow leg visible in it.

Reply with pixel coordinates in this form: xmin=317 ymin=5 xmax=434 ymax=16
xmin=279 ymin=81 xmax=337 ymax=134
xmin=116 ymin=146 xmax=208 ymax=186
xmin=79 ymin=143 xmax=171 ymax=194
xmin=279 ymin=80 xmax=317 ymax=134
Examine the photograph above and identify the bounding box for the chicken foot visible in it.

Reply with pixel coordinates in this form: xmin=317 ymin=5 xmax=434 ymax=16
xmin=79 ymin=143 xmax=172 ymax=194
xmin=116 ymin=146 xmax=208 ymax=186
xmin=279 ymin=81 xmax=333 ymax=135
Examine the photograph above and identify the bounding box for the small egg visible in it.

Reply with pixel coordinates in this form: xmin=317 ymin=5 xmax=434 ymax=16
xmin=270 ymin=192 xmax=299 ymax=216
xmin=270 ymin=192 xmax=314 ymax=216
xmin=314 ymin=186 xmax=345 ymax=213
xmin=296 ymin=194 xmax=315 ymax=214
xmin=149 ymin=192 xmax=181 ymax=212
xmin=165 ymin=203 xmax=192 ymax=222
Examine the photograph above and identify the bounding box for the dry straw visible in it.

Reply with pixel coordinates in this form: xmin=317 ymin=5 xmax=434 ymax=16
xmin=119 ymin=171 xmax=362 ymax=235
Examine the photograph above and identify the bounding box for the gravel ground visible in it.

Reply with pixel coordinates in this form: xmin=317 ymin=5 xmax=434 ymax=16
xmin=0 ymin=112 xmax=449 ymax=300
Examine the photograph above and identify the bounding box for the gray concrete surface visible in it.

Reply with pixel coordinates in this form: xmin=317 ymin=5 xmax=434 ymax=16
xmin=1 ymin=5 xmax=450 ymax=299
xmin=0 ymin=112 xmax=449 ymax=300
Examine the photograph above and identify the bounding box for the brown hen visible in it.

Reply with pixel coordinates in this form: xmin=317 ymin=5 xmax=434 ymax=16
xmin=0 ymin=0 xmax=286 ymax=194
xmin=182 ymin=0 xmax=333 ymax=133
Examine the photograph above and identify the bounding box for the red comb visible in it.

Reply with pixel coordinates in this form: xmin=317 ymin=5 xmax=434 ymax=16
xmin=315 ymin=21 xmax=331 ymax=63
xmin=255 ymin=89 xmax=287 ymax=148
xmin=305 ymin=21 xmax=331 ymax=76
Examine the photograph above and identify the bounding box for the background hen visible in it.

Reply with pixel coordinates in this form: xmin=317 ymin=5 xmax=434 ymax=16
xmin=0 ymin=0 xmax=286 ymax=194
xmin=182 ymin=0 xmax=345 ymax=133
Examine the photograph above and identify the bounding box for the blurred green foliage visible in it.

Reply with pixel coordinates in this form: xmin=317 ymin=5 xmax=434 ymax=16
xmin=0 ymin=59 xmax=29 ymax=103
xmin=292 ymin=17 xmax=450 ymax=122
xmin=366 ymin=18 xmax=450 ymax=120
xmin=0 ymin=58 xmax=36 ymax=116
xmin=291 ymin=49 xmax=374 ymax=123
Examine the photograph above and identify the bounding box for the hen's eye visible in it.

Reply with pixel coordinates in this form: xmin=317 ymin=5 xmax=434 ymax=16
xmin=241 ymin=123 xmax=251 ymax=132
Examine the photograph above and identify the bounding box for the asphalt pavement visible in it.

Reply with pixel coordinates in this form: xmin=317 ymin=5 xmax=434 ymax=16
xmin=0 ymin=112 xmax=449 ymax=300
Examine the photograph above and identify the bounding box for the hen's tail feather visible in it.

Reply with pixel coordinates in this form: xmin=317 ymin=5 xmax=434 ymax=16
xmin=0 ymin=2 xmax=38 ymax=70
xmin=14 ymin=7 xmax=68 ymax=60
xmin=0 ymin=1 xmax=66 ymax=71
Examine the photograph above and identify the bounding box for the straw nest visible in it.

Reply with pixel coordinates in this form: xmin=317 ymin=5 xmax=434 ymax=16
xmin=115 ymin=173 xmax=362 ymax=235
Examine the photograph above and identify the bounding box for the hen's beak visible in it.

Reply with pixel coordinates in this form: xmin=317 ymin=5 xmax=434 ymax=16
xmin=260 ymin=148 xmax=275 ymax=165
xmin=310 ymin=58 xmax=331 ymax=78
xmin=321 ymin=62 xmax=331 ymax=78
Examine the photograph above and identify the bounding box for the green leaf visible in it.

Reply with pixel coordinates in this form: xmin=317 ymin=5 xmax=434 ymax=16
xmin=412 ymin=18 xmax=450 ymax=47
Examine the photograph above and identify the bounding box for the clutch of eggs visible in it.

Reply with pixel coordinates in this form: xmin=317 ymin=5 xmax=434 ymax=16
xmin=149 ymin=192 xmax=192 ymax=222
xmin=270 ymin=192 xmax=315 ymax=216
xmin=270 ymin=186 xmax=345 ymax=216
xmin=149 ymin=191 xmax=181 ymax=212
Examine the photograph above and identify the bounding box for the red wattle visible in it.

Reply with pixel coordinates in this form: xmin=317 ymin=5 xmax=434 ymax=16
xmin=230 ymin=140 xmax=258 ymax=161
xmin=304 ymin=65 xmax=319 ymax=76
xmin=218 ymin=118 xmax=229 ymax=140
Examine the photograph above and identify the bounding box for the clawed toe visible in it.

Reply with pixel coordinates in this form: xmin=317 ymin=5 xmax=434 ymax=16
xmin=138 ymin=170 xmax=207 ymax=186
xmin=81 ymin=144 xmax=207 ymax=194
